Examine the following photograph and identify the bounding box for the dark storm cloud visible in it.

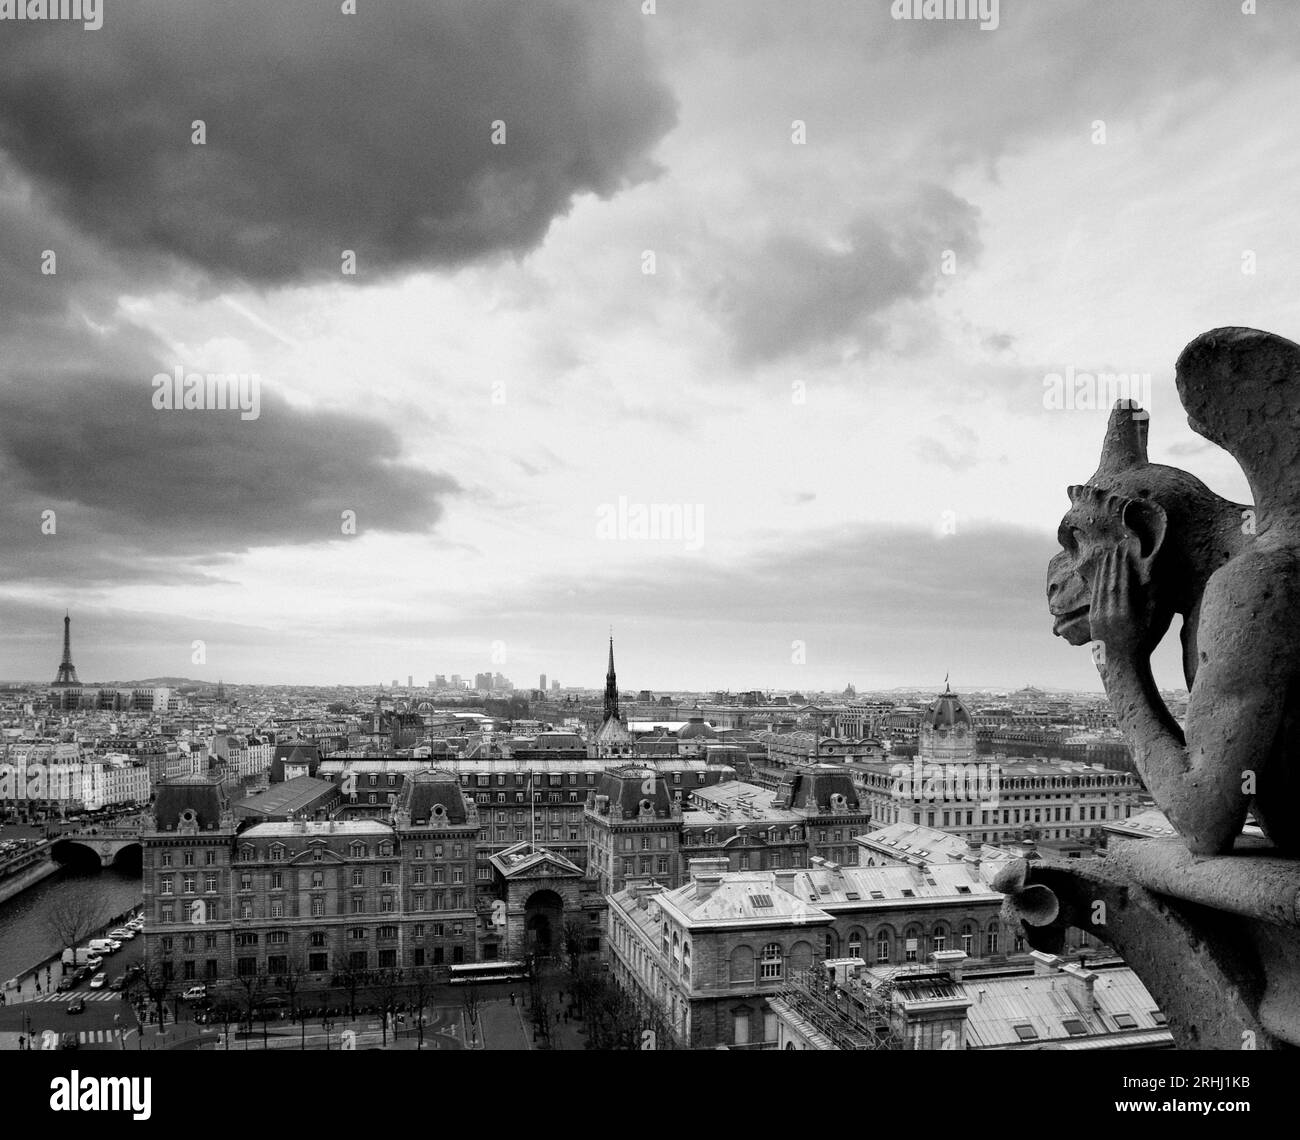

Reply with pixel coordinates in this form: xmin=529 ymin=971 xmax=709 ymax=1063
xmin=0 ymin=0 xmax=675 ymax=285
xmin=710 ymin=188 xmax=981 ymax=364
xmin=481 ymin=521 xmax=1054 ymax=631
xmin=0 ymin=372 xmax=460 ymax=581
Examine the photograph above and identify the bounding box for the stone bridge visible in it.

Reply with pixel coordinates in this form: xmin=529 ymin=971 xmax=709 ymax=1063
xmin=53 ymin=824 xmax=144 ymax=868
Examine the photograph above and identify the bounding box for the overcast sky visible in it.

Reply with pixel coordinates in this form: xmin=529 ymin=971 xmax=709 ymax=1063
xmin=1 ymin=0 xmax=1296 ymax=693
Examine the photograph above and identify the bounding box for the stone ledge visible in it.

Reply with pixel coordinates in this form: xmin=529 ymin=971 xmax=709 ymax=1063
xmin=1106 ymin=835 xmax=1300 ymax=928
xmin=1018 ymin=845 xmax=1299 ymax=1049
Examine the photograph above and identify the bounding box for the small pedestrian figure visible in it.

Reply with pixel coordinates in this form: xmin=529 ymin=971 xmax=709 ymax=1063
xmin=509 ymin=992 xmax=516 ymax=1006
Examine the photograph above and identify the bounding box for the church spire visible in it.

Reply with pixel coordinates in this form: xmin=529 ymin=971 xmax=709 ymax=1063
xmin=603 ymin=634 xmax=620 ymax=725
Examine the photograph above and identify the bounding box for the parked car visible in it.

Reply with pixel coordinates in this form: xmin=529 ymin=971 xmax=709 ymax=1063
xmin=72 ymin=966 xmax=90 ymax=984
xmin=66 ymin=997 xmax=85 ymax=1014
xmin=108 ymin=928 xmax=134 ymax=940
xmin=181 ymin=985 xmax=207 ymax=1001
xmin=57 ymin=976 xmax=75 ymax=992
xmin=88 ymin=973 xmax=106 ymax=989
xmin=108 ymin=975 xmax=127 ymax=992
xmin=85 ymin=955 xmax=103 ymax=970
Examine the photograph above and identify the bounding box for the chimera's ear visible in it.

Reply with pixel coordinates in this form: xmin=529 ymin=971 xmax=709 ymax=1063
xmin=1122 ymin=498 xmax=1167 ymax=561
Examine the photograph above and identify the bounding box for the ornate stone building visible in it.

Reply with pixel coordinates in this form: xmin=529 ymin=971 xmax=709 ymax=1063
xmin=141 ymin=768 xmax=608 ymax=988
xmin=607 ymin=857 xmax=1015 ymax=1048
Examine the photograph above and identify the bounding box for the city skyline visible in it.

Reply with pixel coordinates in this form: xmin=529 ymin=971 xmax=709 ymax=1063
xmin=5 ymin=610 xmax=1154 ymax=696
xmin=1 ymin=2 xmax=1290 ymax=692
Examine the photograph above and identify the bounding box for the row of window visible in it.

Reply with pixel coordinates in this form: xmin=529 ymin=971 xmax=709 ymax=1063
xmin=609 ymin=918 xmax=1019 ymax=985
xmin=159 ymin=922 xmax=466 ymax=954
xmin=234 ymin=839 xmax=418 ymax=862
xmin=155 ymin=944 xmax=471 ymax=981
xmin=157 ymin=850 xmax=218 ymax=867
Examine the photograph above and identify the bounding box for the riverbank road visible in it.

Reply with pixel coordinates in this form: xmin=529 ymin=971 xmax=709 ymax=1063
xmin=2 ymin=922 xmax=145 ymax=1004
xmin=0 ymin=992 xmax=138 ymax=1050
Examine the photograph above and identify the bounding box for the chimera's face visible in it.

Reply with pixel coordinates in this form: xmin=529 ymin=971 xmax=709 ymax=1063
xmin=1046 ymin=497 xmax=1133 ymax=645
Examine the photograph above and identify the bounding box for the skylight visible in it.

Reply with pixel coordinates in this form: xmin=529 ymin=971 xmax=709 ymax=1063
xmin=1013 ymin=1024 xmax=1039 ymax=1041
xmin=1061 ymin=1018 xmax=1087 ymax=1036
xmin=1113 ymin=1013 xmax=1138 ymax=1029
xmin=748 ymin=894 xmax=773 ymax=908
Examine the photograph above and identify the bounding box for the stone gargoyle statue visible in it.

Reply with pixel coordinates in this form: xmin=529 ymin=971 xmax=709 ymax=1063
xmin=1048 ymin=327 xmax=1300 ymax=857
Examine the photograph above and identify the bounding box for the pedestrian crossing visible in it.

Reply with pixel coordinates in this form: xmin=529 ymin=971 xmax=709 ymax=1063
xmin=31 ymin=990 xmax=119 ymax=1003
xmin=77 ymin=1029 xmax=126 ymax=1044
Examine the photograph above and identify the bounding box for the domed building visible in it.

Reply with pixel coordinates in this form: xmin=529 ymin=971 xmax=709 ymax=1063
xmin=918 ymin=679 xmax=977 ymax=764
xmin=676 ymin=715 xmax=720 ymax=756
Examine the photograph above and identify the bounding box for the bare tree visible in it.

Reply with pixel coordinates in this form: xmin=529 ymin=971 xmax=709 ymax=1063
xmin=407 ymin=967 xmax=433 ymax=1050
xmin=562 ymin=917 xmax=587 ymax=977
xmin=335 ymin=966 xmax=364 ymax=1021
xmin=141 ymin=962 xmax=172 ymax=1034
xmin=377 ymin=968 xmax=405 ymax=1046
xmin=234 ymin=969 xmax=266 ymax=1037
xmin=461 ymin=983 xmax=481 ymax=1030
xmin=279 ymin=960 xmax=306 ymax=1023
xmin=45 ymin=885 xmax=107 ymax=968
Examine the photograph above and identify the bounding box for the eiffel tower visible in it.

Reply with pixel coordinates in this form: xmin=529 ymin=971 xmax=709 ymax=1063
xmin=53 ymin=612 xmax=80 ymax=686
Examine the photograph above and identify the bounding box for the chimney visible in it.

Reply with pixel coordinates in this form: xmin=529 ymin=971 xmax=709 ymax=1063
xmin=1060 ymin=962 xmax=1098 ymax=1010
xmin=693 ymin=874 xmax=723 ymax=900
xmin=931 ymin=949 xmax=967 ymax=981
xmin=636 ymin=882 xmax=666 ymax=910
xmin=688 ymin=857 xmax=729 ymax=900
xmin=1029 ymin=949 xmax=1061 ymax=975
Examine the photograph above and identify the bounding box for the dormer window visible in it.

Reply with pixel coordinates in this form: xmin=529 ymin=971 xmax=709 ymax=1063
xmin=350 ymin=841 xmax=367 ymax=858
xmin=239 ymin=844 xmax=255 ymax=862
xmin=378 ymin=842 xmax=393 ymax=857
xmin=269 ymin=844 xmax=285 ymax=862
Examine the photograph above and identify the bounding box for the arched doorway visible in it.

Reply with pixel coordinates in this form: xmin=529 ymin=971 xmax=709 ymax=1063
xmin=524 ymin=889 xmax=564 ymax=958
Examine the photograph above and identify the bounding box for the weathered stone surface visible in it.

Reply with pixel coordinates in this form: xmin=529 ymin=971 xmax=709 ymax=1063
xmin=1018 ymin=856 xmax=1285 ymax=1049
xmin=1035 ymin=329 xmax=1300 ymax=1047
xmin=1048 ymin=328 xmax=1300 ymax=857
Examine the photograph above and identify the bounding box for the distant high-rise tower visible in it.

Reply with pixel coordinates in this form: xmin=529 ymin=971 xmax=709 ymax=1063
xmin=53 ymin=612 xmax=80 ymax=687
xmin=539 ymin=673 xmax=547 ymax=692
xmin=215 ymin=679 xmax=226 ymax=702
xmin=407 ymin=674 xmax=413 ymax=689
